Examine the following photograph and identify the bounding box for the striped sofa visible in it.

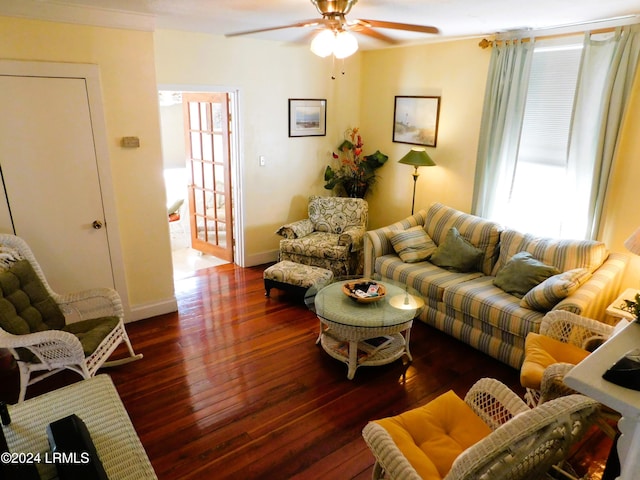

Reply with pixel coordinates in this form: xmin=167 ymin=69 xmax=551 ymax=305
xmin=364 ymin=203 xmax=628 ymax=369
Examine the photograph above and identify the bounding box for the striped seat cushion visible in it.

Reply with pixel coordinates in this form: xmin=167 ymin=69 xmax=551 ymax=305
xmin=424 ymin=203 xmax=502 ymax=276
xmin=443 ymin=276 xmax=544 ymax=338
xmin=492 ymin=229 xmax=609 ymax=276
xmin=376 ymin=255 xmax=484 ymax=303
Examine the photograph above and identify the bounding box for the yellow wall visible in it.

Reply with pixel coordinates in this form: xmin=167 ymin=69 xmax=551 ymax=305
xmin=0 ymin=17 xmax=175 ymax=313
xmin=359 ymin=40 xmax=491 ymax=227
xmin=600 ymin=69 xmax=640 ymax=287
xmin=154 ymin=30 xmax=363 ymax=264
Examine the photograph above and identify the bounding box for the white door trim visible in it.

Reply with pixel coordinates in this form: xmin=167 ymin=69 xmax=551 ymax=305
xmin=0 ymin=60 xmax=130 ymax=318
xmin=158 ymin=83 xmax=245 ymax=267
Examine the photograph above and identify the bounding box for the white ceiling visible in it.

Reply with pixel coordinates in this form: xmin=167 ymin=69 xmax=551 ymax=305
xmin=2 ymin=0 xmax=639 ymax=49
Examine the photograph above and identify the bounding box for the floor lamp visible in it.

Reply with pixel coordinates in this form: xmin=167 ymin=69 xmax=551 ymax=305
xmin=398 ymin=147 xmax=436 ymax=215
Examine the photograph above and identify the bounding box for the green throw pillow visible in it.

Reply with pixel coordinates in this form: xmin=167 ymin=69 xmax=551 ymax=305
xmin=388 ymin=226 xmax=437 ymax=263
xmin=429 ymin=227 xmax=483 ymax=272
xmin=494 ymin=252 xmax=560 ymax=298
xmin=520 ymin=268 xmax=591 ymax=311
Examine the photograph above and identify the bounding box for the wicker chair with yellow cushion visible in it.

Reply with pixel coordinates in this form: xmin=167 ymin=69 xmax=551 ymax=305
xmin=362 ymin=378 xmax=599 ymax=480
xmin=0 ymin=234 xmax=142 ymax=402
xmin=520 ymin=310 xmax=614 ymax=406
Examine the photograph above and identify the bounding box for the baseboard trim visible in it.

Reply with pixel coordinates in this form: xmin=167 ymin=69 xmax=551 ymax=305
xmin=126 ymin=297 xmax=178 ymax=323
xmin=245 ymin=250 xmax=278 ymax=268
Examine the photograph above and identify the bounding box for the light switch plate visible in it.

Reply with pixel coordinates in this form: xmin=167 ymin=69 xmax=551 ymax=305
xmin=121 ymin=136 xmax=140 ymax=148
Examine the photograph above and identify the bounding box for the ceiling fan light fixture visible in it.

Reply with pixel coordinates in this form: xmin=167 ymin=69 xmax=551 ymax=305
xmin=333 ymin=30 xmax=358 ymax=58
xmin=310 ymin=29 xmax=336 ymax=57
xmin=311 ymin=0 xmax=358 ymax=16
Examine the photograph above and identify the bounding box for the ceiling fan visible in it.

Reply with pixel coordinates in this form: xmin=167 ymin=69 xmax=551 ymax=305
xmin=226 ymin=0 xmax=439 ymax=58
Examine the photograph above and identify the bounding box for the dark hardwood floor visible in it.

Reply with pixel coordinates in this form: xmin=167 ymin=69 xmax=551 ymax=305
xmin=0 ymin=263 xmax=613 ymax=479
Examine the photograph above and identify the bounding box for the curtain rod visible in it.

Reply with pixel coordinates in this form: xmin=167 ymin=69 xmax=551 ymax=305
xmin=478 ymin=14 xmax=639 ymax=49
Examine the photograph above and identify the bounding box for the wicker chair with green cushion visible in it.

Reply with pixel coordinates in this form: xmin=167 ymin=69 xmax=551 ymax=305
xmin=0 ymin=234 xmax=142 ymax=402
xmin=362 ymin=378 xmax=600 ymax=480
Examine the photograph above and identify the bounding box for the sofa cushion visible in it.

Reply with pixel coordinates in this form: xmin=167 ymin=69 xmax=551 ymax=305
xmin=279 ymin=232 xmax=350 ymax=260
xmin=443 ymin=276 xmax=544 ymax=338
xmin=388 ymin=226 xmax=437 ymax=263
xmin=424 ymin=203 xmax=502 ymax=276
xmin=430 ymin=227 xmax=484 ymax=272
xmin=493 ymin=252 xmax=560 ymax=298
xmin=520 ymin=268 xmax=591 ymax=311
xmin=492 ymin=229 xmax=609 ymax=276
xmin=374 ymin=390 xmax=492 ymax=479
xmin=376 ymin=254 xmax=484 ymax=303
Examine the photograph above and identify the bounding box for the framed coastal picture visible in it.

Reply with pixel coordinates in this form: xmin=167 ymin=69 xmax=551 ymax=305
xmin=288 ymin=99 xmax=327 ymax=137
xmin=393 ymin=96 xmax=441 ymax=147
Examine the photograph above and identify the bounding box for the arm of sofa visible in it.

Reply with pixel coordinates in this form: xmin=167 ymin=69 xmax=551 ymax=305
xmin=275 ymin=219 xmax=314 ymax=239
xmin=363 ymin=210 xmax=428 ymax=277
xmin=553 ymin=252 xmax=629 ymax=320
xmin=339 ymin=226 xmax=365 ymax=252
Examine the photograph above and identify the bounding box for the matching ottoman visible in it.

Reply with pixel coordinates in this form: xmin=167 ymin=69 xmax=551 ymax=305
xmin=263 ymin=260 xmax=333 ymax=297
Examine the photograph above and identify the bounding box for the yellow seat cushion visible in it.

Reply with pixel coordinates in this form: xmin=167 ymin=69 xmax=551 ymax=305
xmin=374 ymin=390 xmax=492 ymax=480
xmin=520 ymin=332 xmax=590 ymax=389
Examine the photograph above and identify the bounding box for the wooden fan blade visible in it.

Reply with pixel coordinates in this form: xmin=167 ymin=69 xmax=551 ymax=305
xmin=225 ymin=19 xmax=326 ymax=37
xmin=356 ymin=19 xmax=439 ymax=35
xmin=353 ymin=27 xmax=400 ymax=44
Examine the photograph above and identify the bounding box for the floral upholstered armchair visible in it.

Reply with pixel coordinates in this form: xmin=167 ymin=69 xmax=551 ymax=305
xmin=276 ymin=196 xmax=368 ymax=277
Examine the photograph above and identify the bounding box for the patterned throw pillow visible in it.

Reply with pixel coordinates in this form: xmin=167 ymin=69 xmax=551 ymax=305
xmin=520 ymin=268 xmax=591 ymax=311
xmin=388 ymin=226 xmax=437 ymax=263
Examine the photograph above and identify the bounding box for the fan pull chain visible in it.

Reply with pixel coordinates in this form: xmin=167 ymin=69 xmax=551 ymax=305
xmin=330 ymin=57 xmax=347 ymax=80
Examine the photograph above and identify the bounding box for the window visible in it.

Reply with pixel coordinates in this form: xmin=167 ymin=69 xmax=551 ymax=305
xmin=492 ymin=37 xmax=585 ymax=238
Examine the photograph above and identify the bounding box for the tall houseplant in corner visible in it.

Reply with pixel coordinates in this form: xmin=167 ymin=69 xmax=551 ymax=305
xmin=323 ymin=127 xmax=388 ymax=198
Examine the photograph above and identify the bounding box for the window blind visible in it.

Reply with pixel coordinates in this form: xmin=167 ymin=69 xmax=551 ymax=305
xmin=517 ymin=41 xmax=582 ymax=166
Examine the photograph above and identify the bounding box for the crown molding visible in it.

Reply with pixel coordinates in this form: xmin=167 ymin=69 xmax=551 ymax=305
xmin=0 ymin=0 xmax=155 ymax=32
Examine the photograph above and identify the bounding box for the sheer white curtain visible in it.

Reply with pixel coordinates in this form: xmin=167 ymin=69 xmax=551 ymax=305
xmin=473 ymin=25 xmax=640 ymax=239
xmin=472 ymin=39 xmax=534 ymax=218
xmin=569 ymin=25 xmax=640 ymax=239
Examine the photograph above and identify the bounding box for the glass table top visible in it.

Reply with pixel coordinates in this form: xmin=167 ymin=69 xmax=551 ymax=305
xmin=306 ymin=277 xmax=425 ymax=328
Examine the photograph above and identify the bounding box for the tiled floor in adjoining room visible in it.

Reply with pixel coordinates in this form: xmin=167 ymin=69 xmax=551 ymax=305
xmin=169 ymin=217 xmax=228 ymax=279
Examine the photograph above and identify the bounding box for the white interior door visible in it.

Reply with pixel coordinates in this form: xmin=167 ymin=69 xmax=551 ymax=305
xmin=0 ymin=74 xmax=114 ymax=293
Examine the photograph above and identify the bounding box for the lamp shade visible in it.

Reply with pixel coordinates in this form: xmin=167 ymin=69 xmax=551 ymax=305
xmin=310 ymin=29 xmax=336 ymax=58
xmin=625 ymin=227 xmax=640 ymax=255
xmin=398 ymin=147 xmax=436 ymax=167
xmin=333 ymin=31 xmax=358 ymax=59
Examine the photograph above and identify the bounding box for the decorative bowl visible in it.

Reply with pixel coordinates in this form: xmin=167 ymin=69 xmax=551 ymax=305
xmin=342 ymin=280 xmax=386 ymax=303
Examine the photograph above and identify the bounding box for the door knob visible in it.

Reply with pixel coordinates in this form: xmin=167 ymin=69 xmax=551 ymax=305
xmin=92 ymin=220 xmax=103 ymax=230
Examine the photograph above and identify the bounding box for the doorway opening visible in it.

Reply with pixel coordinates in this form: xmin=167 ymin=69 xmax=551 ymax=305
xmin=159 ymin=89 xmax=241 ymax=279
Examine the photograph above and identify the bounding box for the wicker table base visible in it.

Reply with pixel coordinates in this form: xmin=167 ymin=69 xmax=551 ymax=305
xmin=310 ymin=278 xmax=424 ymax=380
xmin=1 ymin=375 xmax=156 ymax=480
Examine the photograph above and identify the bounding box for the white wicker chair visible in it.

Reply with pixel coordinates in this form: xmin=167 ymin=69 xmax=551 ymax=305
xmin=362 ymin=378 xmax=600 ymax=480
xmin=523 ymin=310 xmax=615 ymax=406
xmin=0 ymin=234 xmax=142 ymax=402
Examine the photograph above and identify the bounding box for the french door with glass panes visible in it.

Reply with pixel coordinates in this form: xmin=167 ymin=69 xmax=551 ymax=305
xmin=183 ymin=93 xmax=233 ymax=262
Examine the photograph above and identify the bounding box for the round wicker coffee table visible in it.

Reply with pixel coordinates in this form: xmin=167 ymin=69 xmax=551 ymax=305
xmin=307 ymin=278 xmax=424 ymax=380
